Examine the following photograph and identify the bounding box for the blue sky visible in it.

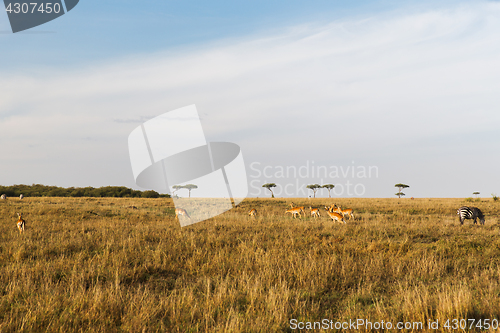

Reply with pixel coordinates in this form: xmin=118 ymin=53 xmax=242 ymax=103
xmin=0 ymin=0 xmax=456 ymax=70
xmin=1 ymin=0 xmax=499 ymax=198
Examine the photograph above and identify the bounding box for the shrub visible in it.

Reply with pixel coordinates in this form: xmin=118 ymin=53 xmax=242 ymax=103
xmin=141 ymin=190 xmax=160 ymax=198
xmin=492 ymin=194 xmax=499 ymax=202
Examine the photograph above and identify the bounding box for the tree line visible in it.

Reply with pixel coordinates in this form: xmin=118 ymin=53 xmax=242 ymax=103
xmin=0 ymin=184 xmax=170 ymax=198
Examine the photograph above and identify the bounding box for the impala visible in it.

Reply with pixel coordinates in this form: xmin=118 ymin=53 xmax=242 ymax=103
xmin=175 ymin=208 xmax=191 ymax=220
xmin=285 ymin=207 xmax=302 ymax=219
xmin=325 ymin=205 xmax=336 ymax=213
xmin=248 ymin=208 xmax=257 ymax=218
xmin=16 ymin=213 xmax=25 ymax=233
xmin=290 ymin=202 xmax=305 ymax=215
xmin=324 ymin=208 xmax=345 ymax=224
xmin=309 ymin=207 xmax=320 ymax=218
xmin=334 ymin=206 xmax=354 ymax=220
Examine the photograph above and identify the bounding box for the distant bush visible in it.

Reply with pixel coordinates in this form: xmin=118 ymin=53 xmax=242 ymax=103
xmin=464 ymin=197 xmax=473 ymax=202
xmin=0 ymin=184 xmax=170 ymax=198
xmin=492 ymin=194 xmax=499 ymax=202
xmin=141 ymin=190 xmax=160 ymax=198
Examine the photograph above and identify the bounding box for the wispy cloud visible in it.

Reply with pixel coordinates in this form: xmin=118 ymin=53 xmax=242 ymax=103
xmin=1 ymin=2 xmax=500 ymax=196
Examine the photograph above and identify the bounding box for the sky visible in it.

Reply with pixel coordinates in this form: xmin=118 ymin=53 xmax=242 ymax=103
xmin=1 ymin=0 xmax=500 ymax=198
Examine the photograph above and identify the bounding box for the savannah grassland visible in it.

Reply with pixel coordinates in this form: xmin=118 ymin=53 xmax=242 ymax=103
xmin=1 ymin=197 xmax=500 ymax=332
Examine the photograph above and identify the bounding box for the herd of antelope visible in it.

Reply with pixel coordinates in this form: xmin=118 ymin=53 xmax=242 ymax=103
xmin=249 ymin=202 xmax=355 ymax=224
xmin=4 ymin=193 xmax=354 ymax=234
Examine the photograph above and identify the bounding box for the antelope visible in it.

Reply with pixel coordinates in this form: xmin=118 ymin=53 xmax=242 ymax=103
xmin=19 ymin=194 xmax=24 ymax=200
xmin=334 ymin=206 xmax=354 ymax=220
xmin=248 ymin=208 xmax=257 ymax=218
xmin=324 ymin=208 xmax=345 ymax=224
xmin=290 ymin=202 xmax=305 ymax=215
xmin=285 ymin=207 xmax=302 ymax=219
xmin=16 ymin=213 xmax=25 ymax=233
xmin=325 ymin=204 xmax=337 ymax=213
xmin=175 ymin=208 xmax=191 ymax=220
xmin=310 ymin=207 xmax=320 ymax=218
xmin=1 ymin=194 xmax=5 ymax=200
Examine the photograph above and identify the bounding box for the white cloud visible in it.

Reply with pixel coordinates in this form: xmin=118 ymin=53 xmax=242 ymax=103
xmin=1 ymin=2 xmax=500 ymax=196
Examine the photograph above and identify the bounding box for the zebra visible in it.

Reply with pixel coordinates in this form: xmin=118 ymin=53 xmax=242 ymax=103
xmin=19 ymin=194 xmax=24 ymax=200
xmin=1 ymin=194 xmax=5 ymax=200
xmin=457 ymin=206 xmax=485 ymax=225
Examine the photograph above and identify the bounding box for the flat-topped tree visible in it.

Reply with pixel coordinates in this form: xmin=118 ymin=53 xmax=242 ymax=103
xmin=172 ymin=185 xmax=183 ymax=197
xmin=473 ymin=192 xmax=480 ymax=198
xmin=184 ymin=184 xmax=198 ymax=198
xmin=322 ymin=184 xmax=335 ymax=198
xmin=395 ymin=183 xmax=409 ymax=198
xmin=306 ymin=184 xmax=321 ymax=198
xmin=262 ymin=183 xmax=276 ymax=198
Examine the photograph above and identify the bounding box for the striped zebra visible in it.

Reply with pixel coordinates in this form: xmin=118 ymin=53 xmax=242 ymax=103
xmin=457 ymin=206 xmax=485 ymax=225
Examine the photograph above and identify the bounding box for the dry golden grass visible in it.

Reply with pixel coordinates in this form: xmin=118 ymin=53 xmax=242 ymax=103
xmin=1 ymin=197 xmax=500 ymax=332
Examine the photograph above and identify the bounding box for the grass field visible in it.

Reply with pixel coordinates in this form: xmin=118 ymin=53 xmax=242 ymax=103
xmin=1 ymin=197 xmax=500 ymax=332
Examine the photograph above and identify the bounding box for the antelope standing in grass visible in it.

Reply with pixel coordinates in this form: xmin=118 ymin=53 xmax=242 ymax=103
xmin=334 ymin=206 xmax=354 ymax=220
xmin=285 ymin=207 xmax=302 ymax=219
xmin=310 ymin=207 xmax=320 ymax=218
xmin=248 ymin=208 xmax=257 ymax=218
xmin=290 ymin=202 xmax=305 ymax=215
xmin=324 ymin=208 xmax=345 ymax=224
xmin=175 ymin=208 xmax=191 ymax=220
xmin=16 ymin=213 xmax=25 ymax=233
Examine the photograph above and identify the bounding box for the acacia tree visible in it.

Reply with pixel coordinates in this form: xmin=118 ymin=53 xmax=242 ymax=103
xmin=184 ymin=184 xmax=198 ymax=198
xmin=322 ymin=184 xmax=335 ymax=198
xmin=306 ymin=184 xmax=322 ymax=198
xmin=473 ymin=191 xmax=480 ymax=199
xmin=395 ymin=183 xmax=409 ymax=198
xmin=262 ymin=183 xmax=276 ymax=198
xmin=172 ymin=185 xmax=183 ymax=197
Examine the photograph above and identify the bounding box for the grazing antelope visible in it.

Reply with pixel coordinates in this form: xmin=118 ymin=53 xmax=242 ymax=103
xmin=324 ymin=208 xmax=345 ymax=224
xmin=16 ymin=213 xmax=25 ymax=233
xmin=310 ymin=207 xmax=321 ymax=218
xmin=248 ymin=208 xmax=257 ymax=218
xmin=290 ymin=202 xmax=306 ymax=215
xmin=175 ymin=208 xmax=191 ymax=220
xmin=19 ymin=194 xmax=24 ymax=200
xmin=285 ymin=207 xmax=302 ymax=219
xmin=1 ymin=194 xmax=6 ymax=200
xmin=333 ymin=206 xmax=354 ymax=220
